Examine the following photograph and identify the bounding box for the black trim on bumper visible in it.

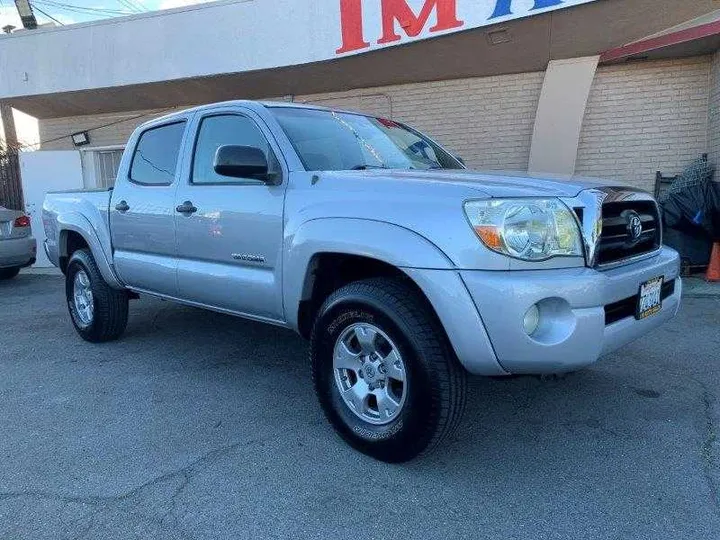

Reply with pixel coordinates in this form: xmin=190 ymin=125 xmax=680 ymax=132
xmin=604 ymin=279 xmax=676 ymax=326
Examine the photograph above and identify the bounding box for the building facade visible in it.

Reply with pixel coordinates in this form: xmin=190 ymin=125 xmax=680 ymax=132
xmin=1 ymin=0 xmax=719 ymax=199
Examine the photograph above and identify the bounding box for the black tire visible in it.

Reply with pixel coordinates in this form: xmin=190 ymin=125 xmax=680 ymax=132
xmin=66 ymin=248 xmax=129 ymax=343
xmin=311 ymin=278 xmax=467 ymax=463
xmin=0 ymin=267 xmax=20 ymax=280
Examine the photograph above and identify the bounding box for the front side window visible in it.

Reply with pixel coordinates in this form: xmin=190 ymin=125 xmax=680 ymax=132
xmin=129 ymin=121 xmax=186 ymax=185
xmin=270 ymin=107 xmax=464 ymax=172
xmin=192 ymin=114 xmax=274 ymax=184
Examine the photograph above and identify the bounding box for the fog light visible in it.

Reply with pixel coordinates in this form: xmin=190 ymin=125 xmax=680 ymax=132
xmin=523 ymin=304 xmax=540 ymax=335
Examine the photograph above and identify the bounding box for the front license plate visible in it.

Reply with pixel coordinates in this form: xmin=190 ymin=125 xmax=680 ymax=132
xmin=636 ymin=276 xmax=664 ymax=320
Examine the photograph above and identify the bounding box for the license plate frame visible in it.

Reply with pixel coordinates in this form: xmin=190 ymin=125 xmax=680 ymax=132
xmin=636 ymin=276 xmax=664 ymax=320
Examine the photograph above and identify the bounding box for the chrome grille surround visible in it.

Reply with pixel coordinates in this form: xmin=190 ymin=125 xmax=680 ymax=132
xmin=562 ymin=187 xmax=662 ymax=269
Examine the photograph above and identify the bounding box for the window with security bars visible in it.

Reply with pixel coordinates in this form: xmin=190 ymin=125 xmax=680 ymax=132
xmin=94 ymin=149 xmax=124 ymax=188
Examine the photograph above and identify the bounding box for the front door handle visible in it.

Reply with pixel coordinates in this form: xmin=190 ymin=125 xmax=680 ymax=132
xmin=176 ymin=201 xmax=198 ymax=215
xmin=115 ymin=200 xmax=130 ymax=213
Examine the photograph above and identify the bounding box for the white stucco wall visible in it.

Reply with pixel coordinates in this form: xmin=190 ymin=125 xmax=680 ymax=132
xmin=0 ymin=0 xmax=598 ymax=99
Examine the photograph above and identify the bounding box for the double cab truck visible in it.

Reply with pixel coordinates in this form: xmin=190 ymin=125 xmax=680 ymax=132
xmin=43 ymin=101 xmax=682 ymax=462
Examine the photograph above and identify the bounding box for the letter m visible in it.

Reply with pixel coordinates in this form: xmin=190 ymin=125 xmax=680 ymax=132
xmin=378 ymin=0 xmax=464 ymax=45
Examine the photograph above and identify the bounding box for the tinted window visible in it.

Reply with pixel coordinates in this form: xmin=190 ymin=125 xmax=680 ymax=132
xmin=129 ymin=121 xmax=186 ymax=185
xmin=192 ymin=115 xmax=273 ymax=184
xmin=270 ymin=107 xmax=464 ymax=172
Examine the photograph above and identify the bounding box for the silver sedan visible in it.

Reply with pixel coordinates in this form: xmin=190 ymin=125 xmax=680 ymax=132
xmin=0 ymin=206 xmax=36 ymax=280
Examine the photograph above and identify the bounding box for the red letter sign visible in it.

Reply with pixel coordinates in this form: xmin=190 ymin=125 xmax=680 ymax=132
xmin=378 ymin=0 xmax=464 ymax=44
xmin=336 ymin=0 xmax=371 ymax=54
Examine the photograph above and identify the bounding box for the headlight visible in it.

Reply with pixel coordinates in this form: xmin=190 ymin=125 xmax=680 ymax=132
xmin=464 ymin=198 xmax=584 ymax=261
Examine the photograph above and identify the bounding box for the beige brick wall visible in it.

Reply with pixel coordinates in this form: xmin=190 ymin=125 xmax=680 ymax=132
xmin=38 ymin=56 xmax=715 ymax=192
xmin=296 ymin=72 xmax=545 ymax=171
xmin=575 ymin=57 xmax=711 ymax=192
xmin=708 ymin=51 xmax=720 ymax=168
xmin=38 ymin=72 xmax=545 ymax=172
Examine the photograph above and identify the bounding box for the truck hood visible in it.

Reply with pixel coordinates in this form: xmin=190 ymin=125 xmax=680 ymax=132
xmin=331 ymin=169 xmax=628 ymax=198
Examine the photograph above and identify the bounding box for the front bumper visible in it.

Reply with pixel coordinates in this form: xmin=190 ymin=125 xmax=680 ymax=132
xmin=0 ymin=236 xmax=37 ymax=269
xmin=405 ymin=247 xmax=681 ymax=376
xmin=460 ymin=247 xmax=681 ymax=374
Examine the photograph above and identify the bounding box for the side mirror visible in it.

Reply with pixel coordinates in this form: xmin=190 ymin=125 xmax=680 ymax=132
xmin=214 ymin=145 xmax=269 ymax=180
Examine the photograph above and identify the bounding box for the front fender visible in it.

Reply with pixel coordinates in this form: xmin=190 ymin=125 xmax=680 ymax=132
xmin=57 ymin=213 xmax=124 ymax=290
xmin=283 ymin=218 xmax=454 ymax=330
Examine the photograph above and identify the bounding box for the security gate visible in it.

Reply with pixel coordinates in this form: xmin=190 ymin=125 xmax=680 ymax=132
xmin=0 ymin=149 xmax=23 ymax=211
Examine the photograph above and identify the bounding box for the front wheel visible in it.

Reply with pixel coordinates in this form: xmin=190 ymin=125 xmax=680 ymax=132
xmin=311 ymin=278 xmax=467 ymax=462
xmin=66 ymin=249 xmax=129 ymax=343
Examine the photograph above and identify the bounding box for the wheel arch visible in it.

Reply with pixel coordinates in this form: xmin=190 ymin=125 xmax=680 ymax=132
xmin=57 ymin=214 xmax=123 ymax=289
xmin=285 ymin=218 xmax=455 ymax=339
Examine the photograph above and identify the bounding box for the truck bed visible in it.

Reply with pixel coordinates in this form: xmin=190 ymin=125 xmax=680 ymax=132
xmin=43 ymin=189 xmax=114 ymax=269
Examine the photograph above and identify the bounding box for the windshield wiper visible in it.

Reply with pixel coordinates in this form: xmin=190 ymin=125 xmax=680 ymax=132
xmin=350 ymin=164 xmax=389 ymax=170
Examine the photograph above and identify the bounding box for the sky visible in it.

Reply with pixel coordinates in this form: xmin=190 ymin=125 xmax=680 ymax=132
xmin=0 ymin=0 xmax=212 ymax=147
xmin=0 ymin=0 xmax=212 ymax=30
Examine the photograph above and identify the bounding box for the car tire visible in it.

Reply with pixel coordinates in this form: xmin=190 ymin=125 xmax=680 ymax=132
xmin=311 ymin=277 xmax=467 ymax=463
xmin=0 ymin=267 xmax=20 ymax=280
xmin=66 ymin=248 xmax=129 ymax=343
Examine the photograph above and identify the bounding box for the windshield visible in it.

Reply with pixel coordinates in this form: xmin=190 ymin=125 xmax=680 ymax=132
xmin=270 ymin=107 xmax=464 ymax=172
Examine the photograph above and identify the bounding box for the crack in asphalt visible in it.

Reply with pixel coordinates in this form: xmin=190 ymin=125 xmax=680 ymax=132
xmin=658 ymin=371 xmax=720 ymax=519
xmin=0 ymin=438 xmax=263 ymax=538
xmin=701 ymin=389 xmax=720 ymax=517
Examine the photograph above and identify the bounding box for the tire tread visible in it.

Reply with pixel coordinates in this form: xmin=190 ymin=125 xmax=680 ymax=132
xmin=67 ymin=249 xmax=128 ymax=342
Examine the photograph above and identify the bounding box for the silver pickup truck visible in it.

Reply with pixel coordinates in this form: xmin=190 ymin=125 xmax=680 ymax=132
xmin=43 ymin=100 xmax=682 ymax=462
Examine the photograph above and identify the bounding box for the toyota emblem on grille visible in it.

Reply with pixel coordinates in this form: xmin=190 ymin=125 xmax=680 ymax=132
xmin=626 ymin=211 xmax=643 ymax=243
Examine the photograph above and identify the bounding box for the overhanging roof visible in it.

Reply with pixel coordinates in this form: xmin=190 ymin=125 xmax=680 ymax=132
xmin=2 ymin=0 xmax=719 ymax=118
xmin=601 ymin=9 xmax=720 ymax=63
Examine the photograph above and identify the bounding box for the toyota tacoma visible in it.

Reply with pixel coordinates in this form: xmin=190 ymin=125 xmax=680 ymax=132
xmin=43 ymin=101 xmax=682 ymax=462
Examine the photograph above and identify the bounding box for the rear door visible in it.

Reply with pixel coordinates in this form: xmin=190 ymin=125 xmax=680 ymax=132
xmin=173 ymin=107 xmax=288 ymax=321
xmin=110 ymin=118 xmax=190 ymax=296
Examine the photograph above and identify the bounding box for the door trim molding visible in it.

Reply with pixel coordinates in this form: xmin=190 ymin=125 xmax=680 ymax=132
xmin=127 ymin=286 xmax=290 ymax=328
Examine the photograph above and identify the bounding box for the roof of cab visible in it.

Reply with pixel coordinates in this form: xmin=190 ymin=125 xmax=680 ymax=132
xmin=135 ymin=99 xmax=365 ymax=132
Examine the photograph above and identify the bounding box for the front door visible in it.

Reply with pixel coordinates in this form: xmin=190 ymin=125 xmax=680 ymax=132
xmin=174 ymin=109 xmax=287 ymax=321
xmin=110 ymin=119 xmax=188 ymax=296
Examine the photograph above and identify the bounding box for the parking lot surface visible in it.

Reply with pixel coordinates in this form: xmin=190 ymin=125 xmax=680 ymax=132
xmin=1 ymin=273 xmax=719 ymax=540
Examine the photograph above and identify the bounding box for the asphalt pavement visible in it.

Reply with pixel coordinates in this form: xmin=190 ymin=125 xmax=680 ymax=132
xmin=0 ymin=273 xmax=719 ymax=540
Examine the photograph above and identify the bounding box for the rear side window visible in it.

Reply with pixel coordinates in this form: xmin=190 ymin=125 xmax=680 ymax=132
xmin=129 ymin=121 xmax=186 ymax=185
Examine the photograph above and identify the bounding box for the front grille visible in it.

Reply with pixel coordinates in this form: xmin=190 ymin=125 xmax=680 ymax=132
xmin=604 ymin=279 xmax=676 ymax=325
xmin=595 ymin=200 xmax=661 ymax=267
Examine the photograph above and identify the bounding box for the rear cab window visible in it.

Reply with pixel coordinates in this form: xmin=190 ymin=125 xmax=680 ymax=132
xmin=129 ymin=121 xmax=186 ymax=185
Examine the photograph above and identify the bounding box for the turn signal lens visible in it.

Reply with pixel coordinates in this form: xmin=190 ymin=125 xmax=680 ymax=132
xmin=473 ymin=226 xmax=503 ymax=250
xmin=13 ymin=215 xmax=30 ymax=228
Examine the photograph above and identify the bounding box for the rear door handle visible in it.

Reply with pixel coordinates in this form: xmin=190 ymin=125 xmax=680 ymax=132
xmin=115 ymin=200 xmax=130 ymax=213
xmin=176 ymin=201 xmax=198 ymax=215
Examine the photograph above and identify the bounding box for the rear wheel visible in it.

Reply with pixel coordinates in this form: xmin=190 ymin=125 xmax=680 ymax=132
xmin=0 ymin=267 xmax=20 ymax=280
xmin=66 ymin=249 xmax=128 ymax=342
xmin=311 ymin=278 xmax=467 ymax=462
